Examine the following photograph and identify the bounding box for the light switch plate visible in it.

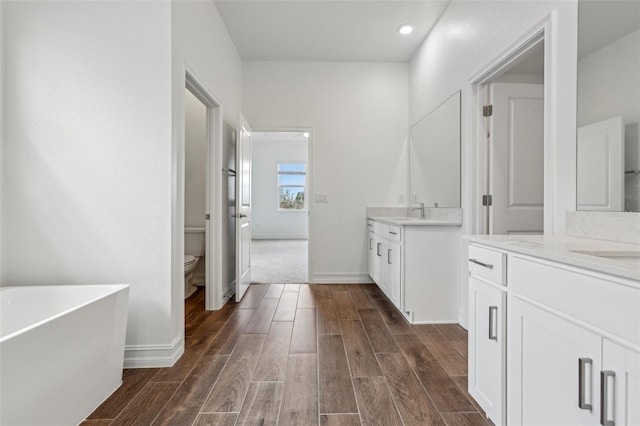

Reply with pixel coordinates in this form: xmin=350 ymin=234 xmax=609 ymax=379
xmin=315 ymin=193 xmax=328 ymax=203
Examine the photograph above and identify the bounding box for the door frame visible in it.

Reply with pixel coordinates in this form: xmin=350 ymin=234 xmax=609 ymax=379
xmin=469 ymin=18 xmax=552 ymax=235
xmin=176 ymin=67 xmax=225 ymax=312
xmin=251 ymin=126 xmax=313 ymax=284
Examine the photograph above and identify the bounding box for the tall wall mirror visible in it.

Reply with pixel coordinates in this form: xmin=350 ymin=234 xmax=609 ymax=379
xmin=577 ymin=1 xmax=640 ymax=212
xmin=409 ymin=90 xmax=461 ymax=208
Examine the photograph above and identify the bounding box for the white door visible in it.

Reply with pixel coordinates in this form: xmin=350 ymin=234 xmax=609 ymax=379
xmin=469 ymin=276 xmax=505 ymax=425
xmin=235 ymin=115 xmax=252 ymax=301
xmin=489 ymin=83 xmax=544 ymax=234
xmin=577 ymin=116 xmax=624 ymax=211
xmin=508 ymin=297 xmax=601 ymax=426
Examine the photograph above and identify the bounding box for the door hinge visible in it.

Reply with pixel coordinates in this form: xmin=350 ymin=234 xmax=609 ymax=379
xmin=482 ymin=195 xmax=493 ymax=206
xmin=483 ymin=105 xmax=493 ymax=117
xmin=205 ymin=214 xmax=210 ymax=220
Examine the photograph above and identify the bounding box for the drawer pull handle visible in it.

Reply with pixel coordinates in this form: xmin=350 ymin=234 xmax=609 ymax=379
xmin=488 ymin=306 xmax=498 ymax=340
xmin=469 ymin=258 xmax=494 ymax=269
xmin=600 ymin=370 xmax=615 ymax=426
xmin=578 ymin=358 xmax=593 ymax=410
xmin=389 ymin=231 xmax=398 ymax=235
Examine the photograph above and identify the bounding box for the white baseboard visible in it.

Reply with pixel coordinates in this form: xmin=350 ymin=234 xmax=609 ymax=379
xmin=124 ymin=335 xmax=184 ymax=368
xmin=251 ymin=235 xmax=309 ymax=240
xmin=310 ymin=272 xmax=373 ymax=284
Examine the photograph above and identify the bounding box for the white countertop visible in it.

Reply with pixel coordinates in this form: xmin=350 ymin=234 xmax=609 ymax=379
xmin=464 ymin=234 xmax=640 ymax=282
xmin=369 ymin=216 xmax=462 ymax=226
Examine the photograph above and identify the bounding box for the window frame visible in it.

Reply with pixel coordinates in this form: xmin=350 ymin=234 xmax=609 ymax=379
xmin=276 ymin=161 xmax=307 ymax=212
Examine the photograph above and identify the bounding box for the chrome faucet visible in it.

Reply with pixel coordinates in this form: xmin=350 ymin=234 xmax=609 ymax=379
xmin=411 ymin=202 xmax=425 ymax=220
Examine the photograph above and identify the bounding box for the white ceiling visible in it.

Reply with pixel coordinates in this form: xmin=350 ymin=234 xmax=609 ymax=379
xmin=578 ymin=0 xmax=640 ymax=59
xmin=213 ymin=0 xmax=450 ymax=62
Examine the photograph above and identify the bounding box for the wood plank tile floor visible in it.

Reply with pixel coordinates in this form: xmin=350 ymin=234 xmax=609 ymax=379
xmin=85 ymin=284 xmax=490 ymax=426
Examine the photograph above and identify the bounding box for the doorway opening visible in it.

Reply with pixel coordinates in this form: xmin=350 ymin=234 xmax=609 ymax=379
xmin=250 ymin=130 xmax=311 ymax=284
xmin=473 ymin=30 xmax=546 ymax=235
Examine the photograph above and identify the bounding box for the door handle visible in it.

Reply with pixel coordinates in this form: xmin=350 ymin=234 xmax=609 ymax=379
xmin=488 ymin=306 xmax=498 ymax=340
xmin=600 ymin=370 xmax=615 ymax=426
xmin=578 ymin=358 xmax=593 ymax=410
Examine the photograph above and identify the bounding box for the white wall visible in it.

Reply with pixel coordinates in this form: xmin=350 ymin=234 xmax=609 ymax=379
xmin=409 ymin=0 xmax=578 ymax=326
xmin=185 ymin=89 xmax=207 ymax=229
xmin=1 ymin=0 xmax=174 ymax=355
xmin=171 ymin=0 xmax=242 ymax=360
xmin=1 ymin=0 xmax=242 ymax=367
xmin=252 ymin=135 xmax=308 ymax=239
xmin=243 ymin=61 xmax=408 ymax=283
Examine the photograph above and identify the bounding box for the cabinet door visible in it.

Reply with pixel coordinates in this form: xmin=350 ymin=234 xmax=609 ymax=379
xmin=386 ymin=241 xmax=401 ymax=308
xmin=602 ymin=339 xmax=640 ymax=426
xmin=368 ymin=232 xmax=375 ymax=280
xmin=468 ymin=276 xmax=505 ymax=425
xmin=508 ymin=297 xmax=601 ymax=425
xmin=373 ymin=235 xmax=385 ymax=291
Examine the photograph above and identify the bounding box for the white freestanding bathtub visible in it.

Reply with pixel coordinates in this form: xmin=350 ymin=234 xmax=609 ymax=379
xmin=0 ymin=284 xmax=130 ymax=426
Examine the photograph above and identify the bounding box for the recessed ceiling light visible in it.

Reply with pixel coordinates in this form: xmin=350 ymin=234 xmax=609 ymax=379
xmin=398 ymin=24 xmax=414 ymax=35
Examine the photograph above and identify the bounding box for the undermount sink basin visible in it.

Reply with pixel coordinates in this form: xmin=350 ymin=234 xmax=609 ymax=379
xmin=571 ymin=250 xmax=640 ymax=260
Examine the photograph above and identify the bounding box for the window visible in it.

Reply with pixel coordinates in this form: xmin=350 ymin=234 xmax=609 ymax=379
xmin=277 ymin=163 xmax=306 ymax=210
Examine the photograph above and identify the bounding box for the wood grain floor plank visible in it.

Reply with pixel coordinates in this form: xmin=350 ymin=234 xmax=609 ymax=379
xmin=152 ymin=321 xmax=226 ymax=382
xmin=110 ymin=382 xmax=179 ymax=426
xmin=311 ymin=284 xmax=335 ymax=300
xmin=81 ymin=420 xmax=112 ymax=425
xmin=340 ymin=319 xmax=382 ymax=377
xmin=236 ymin=382 xmax=283 ymax=426
xmin=319 ymin=414 xmax=361 ymax=426
xmin=348 ymin=286 xmax=374 ymax=309
xmin=279 ymin=354 xmax=319 ymax=426
xmin=370 ymin=296 xmax=414 ymax=334
xmin=204 ymin=308 xmax=255 ymax=355
xmin=273 ymin=291 xmax=298 ymax=322
xmin=352 ymin=376 xmax=403 ymax=426
xmin=414 ymin=325 xmax=467 ymax=376
xmin=318 ymin=335 xmax=358 ymax=414
xmin=239 ymin=284 xmax=269 ymax=309
xmin=451 ymin=376 xmax=486 ymax=417
xmin=193 ymin=413 xmax=238 ymax=426
xmin=283 ymin=284 xmax=300 ymax=293
xmin=440 ymin=412 xmax=492 ymax=426
xmin=377 ymin=352 xmax=445 ymax=426
xmin=333 ymin=289 xmax=360 ymax=319
xmin=361 ymin=284 xmax=386 ymax=299
xmin=435 ymin=323 xmax=468 ymax=357
xmin=317 ymin=298 xmax=341 ymax=335
xmin=152 ymin=355 xmax=228 ymax=426
xmin=253 ymin=321 xmax=293 ymax=381
xmin=289 ymin=308 xmax=317 ymax=353
xmin=297 ymin=284 xmax=316 ymax=308
xmin=88 ymin=368 xmax=160 ymax=419
xmin=395 ymin=333 xmax=476 ymax=413
xmin=358 ymin=308 xmax=400 ymax=353
xmin=264 ymin=283 xmax=285 ymax=299
xmin=245 ymin=297 xmax=279 ymax=334
xmin=201 ymin=334 xmax=266 ymax=413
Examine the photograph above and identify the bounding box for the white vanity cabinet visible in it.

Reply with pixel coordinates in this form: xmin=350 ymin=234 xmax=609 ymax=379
xmin=468 ymin=239 xmax=640 ymax=426
xmin=467 ymin=244 xmax=506 ymax=426
xmin=508 ymin=254 xmax=640 ymax=426
xmin=368 ymin=218 xmax=460 ymax=323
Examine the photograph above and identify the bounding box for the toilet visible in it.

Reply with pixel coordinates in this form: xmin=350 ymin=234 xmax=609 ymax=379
xmin=184 ymin=227 xmax=205 ymax=299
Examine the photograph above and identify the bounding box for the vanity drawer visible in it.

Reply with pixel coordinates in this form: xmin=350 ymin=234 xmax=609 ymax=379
xmin=468 ymin=244 xmax=506 ymax=285
xmin=373 ymin=221 xmax=388 ymax=236
xmin=510 ymin=255 xmax=640 ymax=345
xmin=388 ymin=225 xmax=401 ymax=242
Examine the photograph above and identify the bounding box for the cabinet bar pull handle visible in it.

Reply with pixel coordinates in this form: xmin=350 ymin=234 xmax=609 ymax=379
xmin=388 ymin=249 xmax=392 ymax=264
xmin=376 ymin=243 xmax=382 ymax=256
xmin=578 ymin=358 xmax=593 ymax=410
xmin=488 ymin=306 xmax=498 ymax=340
xmin=600 ymin=370 xmax=615 ymax=426
xmin=469 ymin=259 xmax=494 ymax=269
xmin=369 ymin=238 xmax=373 ymax=250
xmin=389 ymin=231 xmax=397 ymax=235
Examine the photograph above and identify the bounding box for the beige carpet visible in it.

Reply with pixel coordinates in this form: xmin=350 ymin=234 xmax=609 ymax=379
xmin=251 ymin=239 xmax=308 ymax=283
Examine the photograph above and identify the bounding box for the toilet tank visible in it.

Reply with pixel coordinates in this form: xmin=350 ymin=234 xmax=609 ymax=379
xmin=185 ymin=227 xmax=205 ymax=256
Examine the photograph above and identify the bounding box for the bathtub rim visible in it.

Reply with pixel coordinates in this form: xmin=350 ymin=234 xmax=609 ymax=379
xmin=0 ymin=283 xmax=130 ymax=343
